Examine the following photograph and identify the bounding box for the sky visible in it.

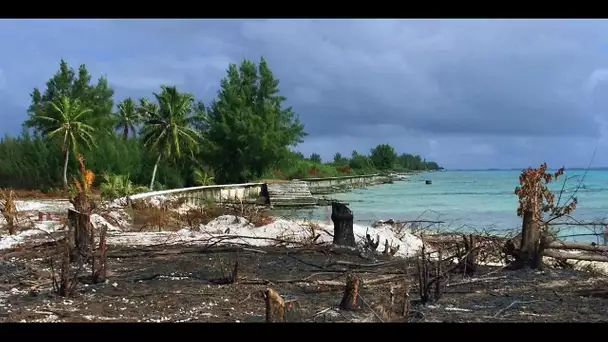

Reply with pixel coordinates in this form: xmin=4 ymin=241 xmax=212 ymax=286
xmin=1 ymin=19 xmax=608 ymax=170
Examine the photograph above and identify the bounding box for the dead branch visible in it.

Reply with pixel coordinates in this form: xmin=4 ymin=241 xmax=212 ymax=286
xmin=242 ymin=274 xmax=403 ymax=287
xmin=363 ymin=229 xmax=380 ymax=251
xmin=417 ymin=243 xmax=431 ymax=304
xmin=382 ymin=239 xmax=400 ymax=256
xmin=108 ymin=245 xmax=269 ymax=259
xmin=493 ymin=300 xmax=539 ymax=318
xmin=324 ymin=259 xmax=405 ymax=269
xmin=446 ymin=276 xmax=508 ymax=287
xmin=403 ymin=282 xmax=410 ymax=317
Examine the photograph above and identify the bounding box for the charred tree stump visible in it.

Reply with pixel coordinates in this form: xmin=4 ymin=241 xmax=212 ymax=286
xmin=434 ymin=250 xmax=443 ymax=301
xmin=68 ymin=208 xmax=93 ymax=263
xmin=511 ymin=211 xmax=544 ymax=269
xmin=417 ymin=244 xmax=430 ymax=304
xmin=331 ymin=202 xmax=356 ymax=247
xmin=58 ymin=244 xmax=71 ymax=297
xmin=265 ymin=288 xmax=285 ymax=322
xmin=461 ymin=234 xmax=478 ymax=275
xmin=93 ymin=224 xmax=108 ymax=283
xmin=339 ymin=273 xmax=362 ymax=310
xmin=231 ymin=259 xmax=239 ymax=284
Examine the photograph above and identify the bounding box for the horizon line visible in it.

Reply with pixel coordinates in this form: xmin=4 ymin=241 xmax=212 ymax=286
xmin=444 ymin=167 xmax=608 ymax=172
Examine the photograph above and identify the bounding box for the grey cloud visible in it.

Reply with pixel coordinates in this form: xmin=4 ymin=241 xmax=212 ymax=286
xmin=4 ymin=19 xmax=608 ymax=169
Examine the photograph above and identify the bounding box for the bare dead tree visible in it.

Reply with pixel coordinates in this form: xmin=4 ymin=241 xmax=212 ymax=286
xmin=417 ymin=242 xmax=446 ymax=305
xmin=49 ymin=242 xmax=82 ymax=297
xmin=510 ymin=164 xmax=577 ymax=269
xmin=417 ymin=243 xmax=430 ymax=304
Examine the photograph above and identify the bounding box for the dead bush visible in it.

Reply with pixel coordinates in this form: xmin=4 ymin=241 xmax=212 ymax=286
xmin=298 ymin=220 xmax=323 ymax=246
xmin=225 ymin=203 xmax=273 ymax=227
xmin=130 ymin=205 xmax=183 ymax=232
xmin=0 ymin=188 xmax=18 ymax=235
xmin=182 ymin=206 xmax=228 ymax=227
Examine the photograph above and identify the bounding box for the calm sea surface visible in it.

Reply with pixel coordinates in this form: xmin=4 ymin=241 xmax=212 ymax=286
xmin=279 ymin=170 xmax=608 ymax=243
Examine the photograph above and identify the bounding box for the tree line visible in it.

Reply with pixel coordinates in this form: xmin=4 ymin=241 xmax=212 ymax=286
xmin=0 ymin=58 xmax=442 ymax=193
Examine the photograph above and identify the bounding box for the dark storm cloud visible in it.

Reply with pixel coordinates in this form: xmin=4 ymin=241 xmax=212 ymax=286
xmin=2 ymin=19 xmax=608 ymax=168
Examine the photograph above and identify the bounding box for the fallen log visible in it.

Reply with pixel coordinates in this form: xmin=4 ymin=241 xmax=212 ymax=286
xmin=543 ymin=250 xmax=608 ymax=263
xmin=547 ymin=241 xmax=608 ymax=253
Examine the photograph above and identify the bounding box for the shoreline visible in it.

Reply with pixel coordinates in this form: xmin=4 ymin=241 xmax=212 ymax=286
xmin=2 ymin=194 xmax=607 ymax=274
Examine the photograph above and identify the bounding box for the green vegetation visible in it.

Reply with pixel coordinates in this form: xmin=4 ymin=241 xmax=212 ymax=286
xmin=100 ymin=173 xmax=148 ymax=201
xmin=0 ymin=58 xmax=442 ymax=192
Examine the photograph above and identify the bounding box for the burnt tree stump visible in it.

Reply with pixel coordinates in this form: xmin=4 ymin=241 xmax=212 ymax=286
xmin=265 ymin=288 xmax=285 ymax=322
xmin=93 ymin=224 xmax=108 ymax=283
xmin=461 ymin=234 xmax=478 ymax=275
xmin=264 ymin=288 xmax=300 ymax=322
xmin=331 ymin=202 xmax=356 ymax=247
xmin=58 ymin=243 xmax=72 ymax=297
xmin=509 ymin=210 xmax=544 ymax=270
xmin=68 ymin=208 xmax=93 ymax=263
xmin=339 ymin=273 xmax=362 ymax=310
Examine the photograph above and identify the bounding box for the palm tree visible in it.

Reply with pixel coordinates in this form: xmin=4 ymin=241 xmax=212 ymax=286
xmin=139 ymin=86 xmax=200 ymax=190
xmin=193 ymin=168 xmax=215 ymax=186
xmin=113 ymin=98 xmax=140 ymax=139
xmin=34 ymin=96 xmax=96 ymax=191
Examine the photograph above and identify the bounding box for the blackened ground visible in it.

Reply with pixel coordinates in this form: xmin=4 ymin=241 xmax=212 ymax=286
xmin=1 ymin=242 xmax=608 ymax=322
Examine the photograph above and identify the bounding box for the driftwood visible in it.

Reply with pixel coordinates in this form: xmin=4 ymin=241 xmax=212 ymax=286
xmin=331 ymin=202 xmax=356 ymax=247
xmin=547 ymin=241 xmax=608 ymax=253
xmin=543 ymin=250 xmax=608 ymax=262
xmin=339 ymin=273 xmax=361 ymax=310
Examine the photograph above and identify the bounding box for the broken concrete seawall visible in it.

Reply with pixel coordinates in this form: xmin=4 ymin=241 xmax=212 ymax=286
xmin=129 ymin=174 xmax=396 ymax=208
xmin=300 ymin=174 xmax=393 ymax=195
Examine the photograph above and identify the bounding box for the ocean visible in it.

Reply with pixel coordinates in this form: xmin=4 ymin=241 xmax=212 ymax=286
xmin=280 ymin=170 xmax=608 ymax=243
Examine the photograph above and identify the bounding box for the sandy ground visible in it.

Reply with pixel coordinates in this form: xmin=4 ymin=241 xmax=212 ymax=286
xmin=1 ymin=196 xmax=608 ymax=322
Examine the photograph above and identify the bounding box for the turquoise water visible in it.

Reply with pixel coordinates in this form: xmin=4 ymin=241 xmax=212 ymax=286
xmin=281 ymin=170 xmax=608 ymax=243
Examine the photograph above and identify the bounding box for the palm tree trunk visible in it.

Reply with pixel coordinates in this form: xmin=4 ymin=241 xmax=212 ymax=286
xmin=149 ymin=154 xmax=162 ymax=190
xmin=62 ymin=148 xmax=70 ymax=192
xmin=123 ymin=125 xmax=129 ymax=140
